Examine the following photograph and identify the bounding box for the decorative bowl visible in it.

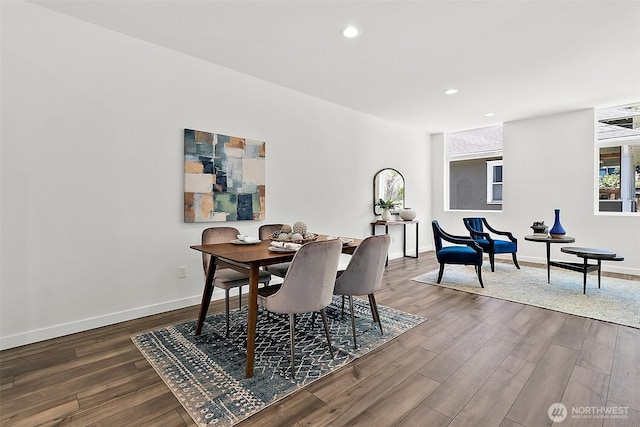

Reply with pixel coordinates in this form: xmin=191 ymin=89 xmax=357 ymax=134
xmin=530 ymin=225 xmax=548 ymax=234
xmin=530 ymin=221 xmax=548 ymax=235
xmin=399 ymin=208 xmax=416 ymax=221
xmin=269 ymin=232 xmax=318 ymax=244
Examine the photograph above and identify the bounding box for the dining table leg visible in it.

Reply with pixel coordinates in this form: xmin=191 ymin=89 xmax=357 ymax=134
xmin=245 ymin=262 xmax=260 ymax=378
xmin=195 ymin=256 xmax=218 ymax=335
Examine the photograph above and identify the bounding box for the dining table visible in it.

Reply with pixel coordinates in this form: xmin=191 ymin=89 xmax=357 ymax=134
xmin=190 ymin=234 xmax=361 ymax=378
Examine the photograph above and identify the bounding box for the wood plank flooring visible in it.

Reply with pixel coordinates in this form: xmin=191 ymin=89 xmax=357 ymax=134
xmin=1 ymin=252 xmax=639 ymax=426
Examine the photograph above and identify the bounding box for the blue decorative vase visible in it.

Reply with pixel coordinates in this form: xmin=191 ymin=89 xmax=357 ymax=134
xmin=549 ymin=209 xmax=566 ymax=238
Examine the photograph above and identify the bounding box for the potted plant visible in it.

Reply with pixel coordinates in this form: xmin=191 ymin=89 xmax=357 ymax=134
xmin=375 ymin=198 xmax=398 ymax=221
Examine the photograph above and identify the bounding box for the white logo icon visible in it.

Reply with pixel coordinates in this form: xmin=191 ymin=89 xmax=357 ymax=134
xmin=548 ymin=403 xmax=568 ymax=422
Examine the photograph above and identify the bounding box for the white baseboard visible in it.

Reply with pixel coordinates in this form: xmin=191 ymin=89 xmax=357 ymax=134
xmin=0 ymin=295 xmax=203 ymax=351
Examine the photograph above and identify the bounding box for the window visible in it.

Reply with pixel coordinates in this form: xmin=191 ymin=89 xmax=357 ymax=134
xmin=486 ymin=160 xmax=503 ymax=204
xmin=448 ymin=125 xmax=503 ymax=211
xmin=596 ymin=103 xmax=640 ymax=213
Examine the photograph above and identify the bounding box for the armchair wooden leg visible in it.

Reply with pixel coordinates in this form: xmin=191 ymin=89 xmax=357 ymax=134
xmin=489 ymin=253 xmax=495 ymax=272
xmin=437 ymin=264 xmax=445 ymax=283
xmin=512 ymin=253 xmax=520 ymax=269
xmin=476 ymin=265 xmax=484 ymax=288
xmin=238 ymin=286 xmax=242 ymax=310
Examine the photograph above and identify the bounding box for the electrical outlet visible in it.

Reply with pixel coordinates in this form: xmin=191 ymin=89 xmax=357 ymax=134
xmin=177 ymin=265 xmax=187 ymax=278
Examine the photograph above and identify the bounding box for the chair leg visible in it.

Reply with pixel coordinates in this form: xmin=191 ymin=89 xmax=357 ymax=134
xmin=437 ymin=264 xmax=445 ymax=283
xmin=348 ymin=296 xmax=357 ymax=349
xmin=289 ymin=313 xmax=296 ymax=378
xmin=237 ymin=286 xmax=242 ymax=310
xmin=310 ymin=311 xmax=317 ymax=328
xmin=341 ymin=295 xmax=345 ymax=318
xmin=320 ymin=309 xmax=335 ymax=358
xmin=225 ymin=289 xmax=230 ymax=337
xmin=368 ymin=294 xmax=384 ymax=335
xmin=476 ymin=265 xmax=484 ymax=288
xmin=512 ymin=253 xmax=520 ymax=269
xmin=489 ymin=253 xmax=495 ymax=272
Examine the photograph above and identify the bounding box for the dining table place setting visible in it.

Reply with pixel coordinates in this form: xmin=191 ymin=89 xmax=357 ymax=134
xmin=268 ymin=241 xmax=302 ymax=252
xmin=326 ymin=235 xmax=355 ymax=245
xmin=231 ymin=234 xmax=261 ymax=245
xmin=267 ymin=235 xmax=355 ymax=251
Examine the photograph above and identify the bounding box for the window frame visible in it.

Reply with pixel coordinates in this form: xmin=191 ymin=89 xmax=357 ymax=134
xmin=595 ymin=137 xmax=640 ymax=214
xmin=486 ymin=159 xmax=503 ymax=204
xmin=595 ymin=103 xmax=640 ymax=215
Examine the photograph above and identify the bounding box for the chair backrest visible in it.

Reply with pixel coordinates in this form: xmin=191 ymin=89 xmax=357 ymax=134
xmin=264 ymin=239 xmax=342 ymax=314
xmin=432 ymin=220 xmax=444 ymax=252
xmin=258 ymin=224 xmax=283 ymax=240
xmin=334 ymin=235 xmax=391 ymax=296
xmin=463 ymin=217 xmax=485 ymax=240
xmin=201 ymin=227 xmax=240 ymax=273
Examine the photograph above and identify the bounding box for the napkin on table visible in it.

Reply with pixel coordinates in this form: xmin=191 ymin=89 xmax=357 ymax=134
xmin=271 ymin=241 xmax=302 ymax=250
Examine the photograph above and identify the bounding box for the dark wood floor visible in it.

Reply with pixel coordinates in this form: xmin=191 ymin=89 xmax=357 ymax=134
xmin=1 ymin=252 xmax=639 ymax=427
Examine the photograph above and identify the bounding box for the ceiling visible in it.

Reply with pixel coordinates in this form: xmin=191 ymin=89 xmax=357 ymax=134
xmin=31 ymin=0 xmax=640 ymax=133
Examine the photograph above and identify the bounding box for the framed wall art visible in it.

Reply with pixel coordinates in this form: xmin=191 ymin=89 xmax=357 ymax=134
xmin=184 ymin=128 xmax=266 ymax=222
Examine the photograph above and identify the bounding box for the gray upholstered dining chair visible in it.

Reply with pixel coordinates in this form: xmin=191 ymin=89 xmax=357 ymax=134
xmin=201 ymin=227 xmax=272 ymax=337
xmin=257 ymin=239 xmax=342 ymax=378
xmin=333 ymin=234 xmax=391 ymax=348
xmin=258 ymin=223 xmax=290 ymax=278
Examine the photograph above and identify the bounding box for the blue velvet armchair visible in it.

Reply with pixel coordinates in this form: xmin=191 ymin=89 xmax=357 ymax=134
xmin=463 ymin=217 xmax=520 ymax=272
xmin=432 ymin=220 xmax=484 ymax=287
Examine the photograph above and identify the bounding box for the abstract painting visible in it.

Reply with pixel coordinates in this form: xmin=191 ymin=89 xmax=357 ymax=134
xmin=184 ymin=129 xmax=266 ymax=222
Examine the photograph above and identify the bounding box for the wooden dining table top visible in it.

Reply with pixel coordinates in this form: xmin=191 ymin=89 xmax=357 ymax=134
xmin=190 ymin=234 xmax=362 ymax=265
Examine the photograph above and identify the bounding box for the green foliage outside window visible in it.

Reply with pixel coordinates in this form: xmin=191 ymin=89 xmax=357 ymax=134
xmin=599 ymin=171 xmax=620 ymax=189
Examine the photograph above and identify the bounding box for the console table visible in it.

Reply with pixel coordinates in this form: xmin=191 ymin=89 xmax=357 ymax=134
xmin=371 ymin=219 xmax=418 ymax=266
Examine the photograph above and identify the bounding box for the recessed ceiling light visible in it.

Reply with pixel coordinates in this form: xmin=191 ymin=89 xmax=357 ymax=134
xmin=342 ymin=26 xmax=360 ymax=38
xmin=484 ymin=113 xmax=495 ymax=117
xmin=445 ymin=89 xmax=458 ymax=95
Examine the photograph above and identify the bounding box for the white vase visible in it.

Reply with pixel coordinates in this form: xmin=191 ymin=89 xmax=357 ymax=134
xmin=381 ymin=208 xmax=392 ymax=221
xmin=399 ymin=208 xmax=416 ymax=221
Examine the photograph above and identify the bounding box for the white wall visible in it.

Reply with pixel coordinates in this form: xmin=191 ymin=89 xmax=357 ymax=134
xmin=0 ymin=1 xmax=431 ymax=349
xmin=431 ymin=109 xmax=640 ymax=275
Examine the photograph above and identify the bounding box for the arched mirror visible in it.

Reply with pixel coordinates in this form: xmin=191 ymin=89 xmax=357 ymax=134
xmin=373 ymin=168 xmax=405 ymax=215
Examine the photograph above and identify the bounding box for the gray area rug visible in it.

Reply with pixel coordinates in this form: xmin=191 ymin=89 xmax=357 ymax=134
xmin=413 ymin=264 xmax=639 ymax=328
xmin=132 ymin=296 xmax=424 ymax=426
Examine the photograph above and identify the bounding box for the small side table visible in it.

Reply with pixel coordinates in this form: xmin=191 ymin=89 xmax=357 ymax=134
xmin=371 ymin=219 xmax=419 ymax=266
xmin=560 ymin=247 xmax=624 ymax=294
xmin=524 ymin=235 xmax=576 ymax=283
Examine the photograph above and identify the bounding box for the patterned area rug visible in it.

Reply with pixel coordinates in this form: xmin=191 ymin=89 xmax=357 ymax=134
xmin=132 ymin=296 xmax=424 ymax=426
xmin=413 ymin=264 xmax=639 ymax=328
